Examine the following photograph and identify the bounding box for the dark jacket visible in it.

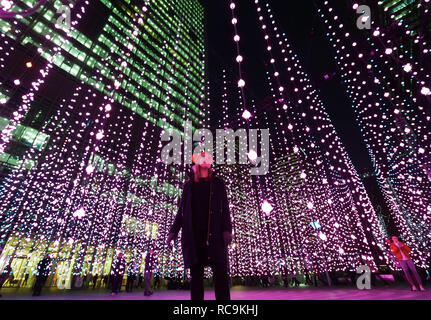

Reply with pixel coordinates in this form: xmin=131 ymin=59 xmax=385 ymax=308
xmin=36 ymin=258 xmax=52 ymax=278
xmin=169 ymin=172 xmax=232 ymax=269
xmin=111 ymin=257 xmax=126 ymax=276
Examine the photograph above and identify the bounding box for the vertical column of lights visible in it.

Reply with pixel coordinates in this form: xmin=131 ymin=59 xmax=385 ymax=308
xmin=156 ymin=19 xmax=185 ymax=279
xmin=229 ymin=0 xmax=273 ymax=277
xmin=256 ymin=0 xmax=386 ymax=271
xmin=254 ymin=1 xmax=319 ymax=276
xmin=65 ymin=12 xmax=142 ymax=276
xmin=254 ymin=0 xmax=332 ymax=274
xmin=0 ymin=0 xmax=83 ymax=155
xmin=148 ymin=0 xmax=207 ymax=278
xmin=113 ymin=3 xmax=154 ymax=278
xmin=0 ymin=0 xmax=94 ymax=277
xmin=317 ymin=0 xmax=431 ymax=267
xmin=1 ymin=0 xmax=208 ymax=280
xmin=275 ymin=0 xmax=385 ymax=270
xmin=267 ymin=0 xmax=387 ymax=270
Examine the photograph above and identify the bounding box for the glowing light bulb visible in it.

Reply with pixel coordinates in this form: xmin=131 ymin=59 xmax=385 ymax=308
xmin=238 ymin=79 xmax=245 ymax=88
xmin=421 ymin=87 xmax=431 ymax=96
xmin=403 ymin=63 xmax=412 ymax=73
xmin=86 ymin=165 xmax=95 ymax=175
xmin=247 ymin=150 xmax=257 ymax=161
xmin=242 ymin=109 xmax=251 ymax=119
xmin=261 ymin=200 xmax=273 ymax=215
xmin=73 ymin=208 xmax=86 ymax=218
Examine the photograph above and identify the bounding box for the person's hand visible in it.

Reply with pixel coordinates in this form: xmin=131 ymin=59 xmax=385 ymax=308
xmin=223 ymin=231 xmax=232 ymax=247
xmin=166 ymin=233 xmax=176 ymax=248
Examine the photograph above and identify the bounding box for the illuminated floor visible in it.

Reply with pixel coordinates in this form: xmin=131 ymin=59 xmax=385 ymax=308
xmin=1 ymin=285 xmax=430 ymax=300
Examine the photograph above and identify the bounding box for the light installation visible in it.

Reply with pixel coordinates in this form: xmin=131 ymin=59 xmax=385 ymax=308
xmin=0 ymin=0 xmax=416 ymax=289
xmin=206 ymin=0 xmax=392 ymax=279
xmin=316 ymin=0 xmax=431 ymax=268
xmin=0 ymin=0 xmax=208 ymax=287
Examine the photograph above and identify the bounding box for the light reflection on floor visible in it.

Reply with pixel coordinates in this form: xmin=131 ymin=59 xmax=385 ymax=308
xmin=1 ymin=285 xmax=430 ymax=300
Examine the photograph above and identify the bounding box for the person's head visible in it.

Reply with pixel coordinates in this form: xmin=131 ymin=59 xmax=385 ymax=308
xmin=391 ymin=236 xmax=399 ymax=243
xmin=192 ymin=152 xmax=214 ymax=182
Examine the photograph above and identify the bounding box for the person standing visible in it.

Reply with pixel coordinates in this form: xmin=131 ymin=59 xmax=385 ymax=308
xmin=33 ymin=256 xmax=53 ymax=296
xmin=389 ymin=236 xmax=425 ymax=291
xmin=126 ymin=259 xmax=138 ymax=293
xmin=110 ymin=253 xmax=126 ymax=296
xmin=144 ymin=249 xmax=155 ymax=296
xmin=92 ymin=274 xmax=98 ymax=289
xmin=0 ymin=263 xmax=14 ymax=297
xmin=167 ymin=152 xmax=233 ymax=300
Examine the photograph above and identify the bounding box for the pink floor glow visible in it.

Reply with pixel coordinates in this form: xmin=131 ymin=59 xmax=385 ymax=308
xmin=1 ymin=285 xmax=431 ymax=300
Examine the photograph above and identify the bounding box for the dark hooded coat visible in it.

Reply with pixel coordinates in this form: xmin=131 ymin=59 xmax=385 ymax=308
xmin=169 ymin=172 xmax=232 ymax=269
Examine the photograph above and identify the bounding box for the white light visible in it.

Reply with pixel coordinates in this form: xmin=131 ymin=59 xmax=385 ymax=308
xmin=247 ymin=150 xmax=257 ymax=161
xmin=73 ymin=208 xmax=86 ymax=218
xmin=14 ymin=79 xmax=20 ymax=85
xmin=300 ymin=172 xmax=307 ymax=179
xmin=96 ymin=131 xmax=104 ymax=140
xmin=242 ymin=109 xmax=251 ymax=119
xmin=1 ymin=1 xmax=12 ymax=10
xmin=230 ymin=2 xmax=235 ymax=10
xmin=318 ymin=232 xmax=327 ymax=241
xmin=385 ymin=48 xmax=393 ymax=55
xmin=238 ymin=79 xmax=245 ymax=88
xmin=231 ymin=18 xmax=237 ymax=25
xmin=105 ymin=104 xmax=112 ymax=112
xmin=86 ymin=165 xmax=95 ymax=175
xmin=0 ymin=98 xmax=6 ymax=104
xmin=307 ymin=202 xmax=313 ymax=209
xmin=261 ymin=200 xmax=273 ymax=215
xmin=234 ymin=35 xmax=240 ymax=42
xmin=418 ymin=148 xmax=425 ymax=154
xmin=236 ymin=55 xmax=243 ymax=63
xmin=403 ymin=63 xmax=412 ymax=73
xmin=421 ymin=87 xmax=431 ymax=96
